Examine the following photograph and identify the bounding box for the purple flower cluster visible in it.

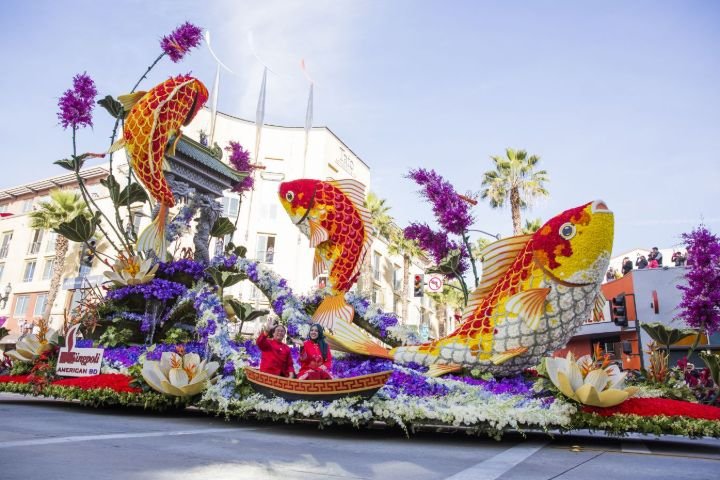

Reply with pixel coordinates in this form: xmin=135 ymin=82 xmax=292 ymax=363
xmin=677 ymin=226 xmax=720 ymax=334
xmin=156 ymin=259 xmax=206 ymax=281
xmin=238 ymin=339 xmax=261 ymax=367
xmin=103 ymin=345 xmax=145 ymax=367
xmin=212 ymin=254 xmax=239 ymax=270
xmin=406 ymin=168 xmax=474 ymax=235
xmin=332 ymin=356 xmax=393 ymax=378
xmin=106 ymin=279 xmax=187 ymax=302
xmin=368 ymin=310 xmax=399 ymax=337
xmin=447 ymin=374 xmax=533 ymax=396
xmin=145 ymin=342 xmax=207 ymax=361
xmin=404 ymin=222 xmax=459 ymax=264
xmin=57 ymin=72 xmax=97 ymax=129
xmin=160 ymin=22 xmax=203 ymax=63
xmin=384 ymin=370 xmax=450 ymax=399
xmin=226 ymin=141 xmax=258 ymax=194
xmin=245 ymin=262 xmax=259 ymax=283
xmin=193 ymin=289 xmax=227 ymax=339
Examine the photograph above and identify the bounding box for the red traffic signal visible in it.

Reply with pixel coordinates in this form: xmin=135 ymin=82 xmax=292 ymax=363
xmin=413 ymin=274 xmax=424 ymax=297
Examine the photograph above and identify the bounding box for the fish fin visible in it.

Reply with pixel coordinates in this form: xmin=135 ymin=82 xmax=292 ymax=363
xmin=117 ymin=91 xmax=147 ymax=111
xmin=477 ymin=234 xmax=532 ymax=289
xmin=426 ymin=364 xmax=463 ymax=377
xmin=461 ymin=285 xmax=495 ymax=320
xmin=312 ymin=248 xmax=330 ymax=279
xmin=108 ymin=138 xmax=126 ymax=154
xmin=167 ymin=133 xmax=182 ymax=158
xmin=313 ymin=294 xmax=354 ymax=330
xmin=137 ymin=203 xmax=169 ymax=259
xmin=506 ymin=288 xmax=550 ymax=330
xmin=308 ymin=218 xmax=330 ymax=247
xmin=490 ymin=346 xmax=529 ymax=365
xmin=592 ymin=293 xmax=606 ymax=323
xmin=323 ymin=318 xmax=392 ymax=358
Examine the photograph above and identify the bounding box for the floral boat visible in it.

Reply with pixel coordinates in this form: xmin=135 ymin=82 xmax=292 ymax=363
xmin=244 ymin=367 xmax=393 ymax=401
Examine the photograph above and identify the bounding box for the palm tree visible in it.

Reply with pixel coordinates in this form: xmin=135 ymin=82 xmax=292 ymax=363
xmin=481 ymin=148 xmax=549 ymax=235
xmin=29 ymin=189 xmax=91 ymax=323
xmin=522 ymin=217 xmax=543 ymax=234
xmin=388 ymin=228 xmax=422 ymax=324
xmin=358 ymin=192 xmax=393 ymax=296
xmin=427 ymin=280 xmax=465 ymax=336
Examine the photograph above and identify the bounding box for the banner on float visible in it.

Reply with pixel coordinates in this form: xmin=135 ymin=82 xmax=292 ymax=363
xmin=55 ymin=324 xmax=104 ymax=377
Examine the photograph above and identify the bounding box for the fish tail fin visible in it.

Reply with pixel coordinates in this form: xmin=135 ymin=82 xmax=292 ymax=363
xmin=312 ymin=294 xmax=354 ymax=329
xmin=137 ymin=203 xmax=169 ymax=258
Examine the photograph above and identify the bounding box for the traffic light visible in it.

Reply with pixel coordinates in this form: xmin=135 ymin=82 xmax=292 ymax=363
xmin=81 ymin=240 xmax=96 ymax=267
xmin=610 ymin=293 xmax=628 ymax=327
xmin=413 ymin=274 xmax=424 ymax=297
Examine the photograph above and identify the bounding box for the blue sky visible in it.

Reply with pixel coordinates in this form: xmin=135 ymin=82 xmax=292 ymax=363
xmin=1 ymin=0 xmax=718 ymax=256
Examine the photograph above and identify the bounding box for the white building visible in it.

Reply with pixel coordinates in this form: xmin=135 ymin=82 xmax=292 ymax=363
xmin=0 ymin=109 xmax=444 ymax=342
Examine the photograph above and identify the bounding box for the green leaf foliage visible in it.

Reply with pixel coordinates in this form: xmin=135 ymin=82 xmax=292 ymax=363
xmin=100 ymin=174 xmax=122 ymax=204
xmin=210 ymin=217 xmax=236 ymax=238
xmin=641 ymin=322 xmax=696 ymax=349
xmin=55 ymin=212 xmax=100 ymax=243
xmin=117 ymin=183 xmax=149 ymax=206
xmin=206 ymin=267 xmax=246 ymax=289
xmin=97 ymin=95 xmax=126 ymax=119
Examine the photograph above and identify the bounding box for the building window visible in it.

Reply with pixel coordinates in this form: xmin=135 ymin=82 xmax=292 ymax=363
xmin=14 ymin=295 xmax=30 ymax=317
xmin=23 ymin=260 xmax=37 ymax=282
xmin=0 ymin=262 xmax=4 ymax=281
xmin=222 ymin=196 xmax=240 ymax=218
xmin=371 ymin=288 xmax=379 ymax=305
xmin=392 ymin=265 xmax=402 ymax=291
xmin=393 ymin=293 xmax=401 ymax=316
xmin=42 ymin=259 xmax=54 ymax=280
xmin=372 ymin=252 xmax=381 ymax=281
xmin=33 ymin=293 xmax=48 ymax=317
xmin=0 ymin=231 xmax=12 ymax=259
xmin=256 ymin=234 xmax=276 ymax=263
xmin=45 ymin=231 xmax=58 ymax=253
xmin=21 ymin=199 xmax=33 ymax=213
xmin=27 ymin=229 xmax=44 ymax=255
xmin=129 ymin=211 xmax=144 ymax=236
xmin=0 ymin=204 xmax=8 ymax=213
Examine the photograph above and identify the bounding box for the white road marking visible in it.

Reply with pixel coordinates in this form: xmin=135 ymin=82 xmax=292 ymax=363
xmin=621 ymin=440 xmax=652 ymax=454
xmin=0 ymin=428 xmax=241 ymax=449
xmin=443 ymin=441 xmax=548 ymax=480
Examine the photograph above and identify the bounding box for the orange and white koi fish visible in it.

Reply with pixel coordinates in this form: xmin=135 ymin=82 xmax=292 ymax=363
xmin=279 ymin=178 xmax=391 ymax=358
xmin=110 ymin=75 xmax=209 ymax=256
xmin=393 ymin=200 xmax=614 ymax=376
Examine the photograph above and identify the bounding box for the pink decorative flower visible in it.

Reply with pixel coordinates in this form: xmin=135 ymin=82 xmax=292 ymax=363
xmin=57 ymin=73 xmax=97 ymax=130
xmin=160 ymin=22 xmax=203 ymax=63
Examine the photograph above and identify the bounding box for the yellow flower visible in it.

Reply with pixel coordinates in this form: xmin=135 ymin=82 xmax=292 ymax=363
xmin=6 ymin=329 xmax=59 ymax=363
xmin=141 ymin=352 xmax=219 ymax=397
xmin=545 ymin=353 xmax=637 ymax=407
xmin=104 ymin=254 xmax=158 ymax=286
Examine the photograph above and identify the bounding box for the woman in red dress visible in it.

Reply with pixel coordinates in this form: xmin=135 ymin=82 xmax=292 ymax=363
xmin=256 ymin=321 xmax=296 ymax=378
xmin=298 ymin=323 xmax=333 ymax=380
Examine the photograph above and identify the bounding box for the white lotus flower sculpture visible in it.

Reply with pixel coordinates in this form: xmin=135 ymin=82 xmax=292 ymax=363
xmin=545 ymin=352 xmax=638 ymax=408
xmin=6 ymin=329 xmax=59 ymax=363
xmin=141 ymin=352 xmax=219 ymax=397
xmin=104 ymin=254 xmax=158 ymax=286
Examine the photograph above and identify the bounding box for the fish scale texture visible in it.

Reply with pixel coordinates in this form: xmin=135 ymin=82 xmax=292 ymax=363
xmin=123 ymin=75 xmax=204 ymax=206
xmin=315 ymin=182 xmax=366 ymax=293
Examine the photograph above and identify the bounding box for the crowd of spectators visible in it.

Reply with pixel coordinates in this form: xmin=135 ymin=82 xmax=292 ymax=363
xmin=605 ymin=247 xmax=689 ymax=282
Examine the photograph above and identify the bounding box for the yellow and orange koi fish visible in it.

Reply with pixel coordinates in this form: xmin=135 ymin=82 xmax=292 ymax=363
xmin=279 ymin=178 xmax=391 ymax=358
xmin=110 ymin=75 xmax=209 ymax=256
xmin=393 ymin=200 xmax=614 ymax=376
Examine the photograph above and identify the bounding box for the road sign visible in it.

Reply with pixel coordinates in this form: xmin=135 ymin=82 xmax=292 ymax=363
xmin=427 ymin=274 xmax=444 ymax=292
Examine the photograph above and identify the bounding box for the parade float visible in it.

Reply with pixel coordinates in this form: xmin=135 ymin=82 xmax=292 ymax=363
xmin=1 ymin=23 xmax=720 ymax=440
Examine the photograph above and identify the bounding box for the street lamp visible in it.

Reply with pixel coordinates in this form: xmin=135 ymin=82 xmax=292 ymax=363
xmin=0 ymin=283 xmax=11 ymax=309
xmin=467 ymin=229 xmax=501 ymax=240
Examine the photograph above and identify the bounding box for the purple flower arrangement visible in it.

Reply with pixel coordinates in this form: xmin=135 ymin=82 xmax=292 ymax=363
xmin=678 ymin=225 xmax=720 ymax=334
xmin=447 ymin=374 xmax=533 ymax=396
xmin=156 ymin=259 xmax=207 ymax=282
xmin=106 ymin=278 xmax=187 ymax=302
xmin=226 ymin=141 xmax=259 ymax=194
xmin=57 ymin=72 xmax=97 ymax=130
xmin=406 ymin=168 xmax=474 ymax=235
xmin=160 ymin=22 xmax=203 ymax=63
xmin=404 ymin=223 xmax=460 ymax=265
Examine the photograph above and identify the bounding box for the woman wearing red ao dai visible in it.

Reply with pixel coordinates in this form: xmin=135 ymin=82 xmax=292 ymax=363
xmin=298 ymin=324 xmax=333 ymax=380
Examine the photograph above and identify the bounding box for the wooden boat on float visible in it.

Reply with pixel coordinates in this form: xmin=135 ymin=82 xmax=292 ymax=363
xmin=244 ymin=367 xmax=393 ymax=401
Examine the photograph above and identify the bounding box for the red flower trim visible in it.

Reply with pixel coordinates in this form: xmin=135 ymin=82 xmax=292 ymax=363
xmin=582 ymin=397 xmax=720 ymax=420
xmin=0 ymin=375 xmax=32 ymax=384
xmin=52 ymin=374 xmax=141 ymax=393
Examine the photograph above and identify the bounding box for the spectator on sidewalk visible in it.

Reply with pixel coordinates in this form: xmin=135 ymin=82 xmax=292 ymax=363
xmin=621 ymin=257 xmax=633 ymax=275
xmin=648 ymin=247 xmax=663 ymax=266
xmin=672 ymin=251 xmax=687 ymax=267
xmin=636 ymin=254 xmax=648 ymax=269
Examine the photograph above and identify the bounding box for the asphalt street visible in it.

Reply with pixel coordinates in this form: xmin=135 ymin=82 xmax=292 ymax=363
xmin=1 ymin=393 xmax=718 ymax=480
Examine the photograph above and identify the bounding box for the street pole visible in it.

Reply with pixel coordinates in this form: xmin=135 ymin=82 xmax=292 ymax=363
xmin=624 ymin=293 xmax=645 ymax=371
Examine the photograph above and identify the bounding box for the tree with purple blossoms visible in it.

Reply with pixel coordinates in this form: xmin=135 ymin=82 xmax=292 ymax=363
xmin=481 ymin=148 xmax=549 ymax=236
xmin=677 ymin=225 xmax=720 ymax=359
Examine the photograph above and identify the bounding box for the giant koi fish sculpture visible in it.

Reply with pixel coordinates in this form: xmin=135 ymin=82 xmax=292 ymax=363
xmin=393 ymin=200 xmax=614 ymax=376
xmin=279 ymin=178 xmax=391 ymax=358
xmin=110 ymin=75 xmax=209 ymax=256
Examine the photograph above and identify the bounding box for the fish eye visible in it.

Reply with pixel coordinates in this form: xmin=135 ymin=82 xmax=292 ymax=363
xmin=559 ymin=222 xmax=576 ymax=240
xmin=285 ymin=191 xmax=295 ymax=202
